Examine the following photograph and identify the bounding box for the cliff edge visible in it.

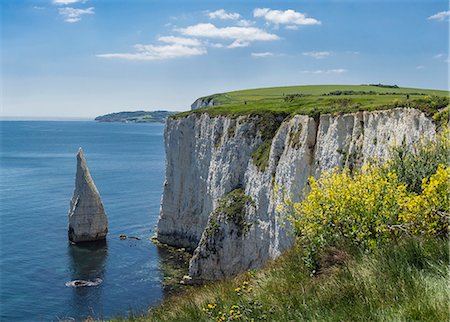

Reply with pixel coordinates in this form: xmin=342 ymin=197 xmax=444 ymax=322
xmin=157 ymin=108 xmax=436 ymax=280
xmin=157 ymin=85 xmax=447 ymax=280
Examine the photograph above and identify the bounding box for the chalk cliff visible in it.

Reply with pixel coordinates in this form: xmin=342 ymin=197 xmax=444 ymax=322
xmin=68 ymin=148 xmax=108 ymax=243
xmin=191 ymin=96 xmax=219 ymax=110
xmin=156 ymin=108 xmax=436 ymax=280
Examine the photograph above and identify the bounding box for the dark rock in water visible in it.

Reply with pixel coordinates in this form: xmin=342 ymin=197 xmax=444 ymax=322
xmin=119 ymin=234 xmax=141 ymax=240
xmin=68 ymin=148 xmax=108 ymax=243
xmin=65 ymin=278 xmax=102 ymax=288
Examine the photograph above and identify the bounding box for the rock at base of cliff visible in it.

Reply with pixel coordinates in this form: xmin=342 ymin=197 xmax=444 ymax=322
xmin=188 ymin=188 xmax=266 ymax=280
xmin=68 ymin=148 xmax=108 ymax=243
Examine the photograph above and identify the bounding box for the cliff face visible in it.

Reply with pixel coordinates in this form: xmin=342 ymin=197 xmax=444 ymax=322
xmin=190 ymin=96 xmax=219 ymax=110
xmin=156 ymin=108 xmax=436 ymax=280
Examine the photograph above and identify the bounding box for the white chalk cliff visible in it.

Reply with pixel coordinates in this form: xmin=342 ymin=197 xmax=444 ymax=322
xmin=68 ymin=148 xmax=108 ymax=243
xmin=156 ymin=108 xmax=436 ymax=280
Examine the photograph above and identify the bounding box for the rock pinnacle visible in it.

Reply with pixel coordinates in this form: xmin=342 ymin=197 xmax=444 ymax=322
xmin=68 ymin=148 xmax=108 ymax=243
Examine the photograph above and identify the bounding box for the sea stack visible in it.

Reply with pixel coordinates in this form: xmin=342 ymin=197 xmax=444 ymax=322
xmin=68 ymin=148 xmax=108 ymax=243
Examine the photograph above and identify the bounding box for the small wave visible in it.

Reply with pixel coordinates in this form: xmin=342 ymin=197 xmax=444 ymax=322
xmin=65 ymin=278 xmax=102 ymax=288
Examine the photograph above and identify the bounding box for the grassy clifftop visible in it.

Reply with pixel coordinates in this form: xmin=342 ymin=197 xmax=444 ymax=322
xmin=176 ymin=84 xmax=449 ymax=119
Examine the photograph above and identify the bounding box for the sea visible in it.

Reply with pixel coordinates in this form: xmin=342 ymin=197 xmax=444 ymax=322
xmin=0 ymin=120 xmax=168 ymax=321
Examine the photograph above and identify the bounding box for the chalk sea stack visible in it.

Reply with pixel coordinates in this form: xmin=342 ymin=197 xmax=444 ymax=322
xmin=68 ymin=148 xmax=108 ymax=243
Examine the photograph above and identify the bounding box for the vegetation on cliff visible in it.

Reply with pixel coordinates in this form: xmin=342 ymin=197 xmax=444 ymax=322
xmin=210 ymin=188 xmax=255 ymax=236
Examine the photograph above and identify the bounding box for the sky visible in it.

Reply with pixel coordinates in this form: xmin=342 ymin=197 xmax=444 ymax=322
xmin=1 ymin=0 xmax=449 ymax=118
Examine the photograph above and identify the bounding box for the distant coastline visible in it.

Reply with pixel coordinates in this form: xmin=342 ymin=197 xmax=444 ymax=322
xmin=94 ymin=110 xmax=178 ymax=123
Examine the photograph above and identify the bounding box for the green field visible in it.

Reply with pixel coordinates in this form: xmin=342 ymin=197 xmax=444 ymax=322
xmin=177 ymin=84 xmax=449 ymax=119
xmin=219 ymin=84 xmax=448 ymax=101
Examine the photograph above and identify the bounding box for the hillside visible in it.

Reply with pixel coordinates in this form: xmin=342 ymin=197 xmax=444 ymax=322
xmin=95 ymin=110 xmax=177 ymax=123
xmin=119 ymin=238 xmax=448 ymax=322
xmin=185 ymin=84 xmax=449 ymax=120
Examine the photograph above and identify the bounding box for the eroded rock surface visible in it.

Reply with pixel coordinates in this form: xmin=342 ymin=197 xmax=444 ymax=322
xmin=157 ymin=108 xmax=436 ymax=280
xmin=68 ymin=148 xmax=108 ymax=243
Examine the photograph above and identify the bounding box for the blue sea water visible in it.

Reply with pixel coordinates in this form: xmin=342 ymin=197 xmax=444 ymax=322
xmin=0 ymin=121 xmax=167 ymax=321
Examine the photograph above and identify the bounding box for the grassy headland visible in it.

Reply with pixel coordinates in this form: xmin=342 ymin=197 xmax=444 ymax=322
xmin=174 ymin=84 xmax=449 ymax=120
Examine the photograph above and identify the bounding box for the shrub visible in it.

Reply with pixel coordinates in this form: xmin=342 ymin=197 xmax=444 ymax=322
xmin=384 ymin=129 xmax=449 ymax=194
xmin=399 ymin=165 xmax=450 ymax=237
xmin=282 ymin=162 xmax=449 ymax=272
xmin=432 ymin=105 xmax=449 ymax=127
xmin=212 ymin=188 xmax=255 ymax=235
xmin=251 ymin=112 xmax=288 ymax=171
xmin=283 ymin=165 xmax=406 ymax=269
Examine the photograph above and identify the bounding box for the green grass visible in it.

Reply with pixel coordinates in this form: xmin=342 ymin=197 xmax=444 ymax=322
xmin=116 ymin=238 xmax=449 ymax=322
xmin=222 ymin=84 xmax=448 ymax=101
xmin=175 ymin=85 xmax=449 ymax=119
xmin=211 ymin=188 xmax=254 ymax=235
xmin=175 ymin=85 xmax=449 ymax=172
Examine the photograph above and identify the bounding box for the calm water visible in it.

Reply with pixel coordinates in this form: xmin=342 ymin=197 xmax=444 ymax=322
xmin=0 ymin=121 xmax=167 ymax=321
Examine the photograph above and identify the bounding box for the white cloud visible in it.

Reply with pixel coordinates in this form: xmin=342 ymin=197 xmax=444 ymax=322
xmin=53 ymin=0 xmax=87 ymax=5
xmin=58 ymin=7 xmax=94 ymax=23
xmin=285 ymin=25 xmax=299 ymax=30
xmin=251 ymin=52 xmax=274 ymax=58
xmin=178 ymin=23 xmax=279 ymax=48
xmin=207 ymin=9 xmax=240 ymax=20
xmin=326 ymin=69 xmax=347 ymax=74
xmin=97 ymin=44 xmax=207 ymax=61
xmin=301 ymin=69 xmax=348 ymax=74
xmin=428 ymin=10 xmax=450 ymax=21
xmin=303 ymin=51 xmax=331 ymax=59
xmin=158 ymin=36 xmax=202 ymax=47
xmin=433 ymin=53 xmax=445 ymax=59
xmin=254 ymin=8 xmax=321 ymax=26
xmin=416 ymin=65 xmax=425 ymax=70
xmin=228 ymin=40 xmax=250 ymax=48
xmin=210 ymin=43 xmax=225 ymax=48
xmin=237 ymin=19 xmax=255 ymax=27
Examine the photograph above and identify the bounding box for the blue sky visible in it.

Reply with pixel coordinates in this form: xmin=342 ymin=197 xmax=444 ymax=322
xmin=2 ymin=0 xmax=449 ymax=118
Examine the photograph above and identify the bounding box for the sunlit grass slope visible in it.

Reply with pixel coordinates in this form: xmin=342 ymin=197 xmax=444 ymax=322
xmin=117 ymin=238 xmax=449 ymax=322
xmin=176 ymin=84 xmax=449 ymax=118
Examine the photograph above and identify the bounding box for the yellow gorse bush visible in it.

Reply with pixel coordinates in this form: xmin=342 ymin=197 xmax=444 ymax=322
xmin=400 ymin=165 xmax=450 ymax=236
xmin=292 ymin=165 xmax=408 ymax=250
xmin=286 ymin=162 xmax=449 ymax=270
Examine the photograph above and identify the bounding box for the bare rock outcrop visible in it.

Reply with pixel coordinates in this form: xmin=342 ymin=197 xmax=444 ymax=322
xmin=68 ymin=148 xmax=108 ymax=243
